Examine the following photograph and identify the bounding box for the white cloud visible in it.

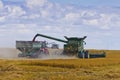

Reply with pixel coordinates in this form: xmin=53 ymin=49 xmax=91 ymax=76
xmin=80 ymin=11 xmax=120 ymax=30
xmin=8 ymin=6 xmax=26 ymax=18
xmin=98 ymin=13 xmax=119 ymax=29
xmin=83 ymin=19 xmax=98 ymax=26
xmin=81 ymin=10 xmax=98 ymax=18
xmin=23 ymin=14 xmax=40 ymax=19
xmin=0 ymin=16 xmax=6 ymax=22
xmin=0 ymin=0 xmax=3 ymax=10
xmin=38 ymin=25 xmax=63 ymax=33
xmin=24 ymin=0 xmax=55 ymax=19
xmin=40 ymin=10 xmax=50 ymax=18
xmin=64 ymin=13 xmax=80 ymax=21
xmin=26 ymin=0 xmax=48 ymax=9
xmin=0 ymin=24 xmax=36 ymax=34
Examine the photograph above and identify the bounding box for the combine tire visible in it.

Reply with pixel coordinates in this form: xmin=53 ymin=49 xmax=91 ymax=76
xmin=18 ymin=53 xmax=26 ymax=57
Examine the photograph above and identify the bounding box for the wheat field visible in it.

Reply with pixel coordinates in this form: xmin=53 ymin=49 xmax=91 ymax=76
xmin=0 ymin=50 xmax=120 ymax=80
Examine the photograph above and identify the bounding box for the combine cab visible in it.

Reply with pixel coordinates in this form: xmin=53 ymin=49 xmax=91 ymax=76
xmin=16 ymin=41 xmax=49 ymax=58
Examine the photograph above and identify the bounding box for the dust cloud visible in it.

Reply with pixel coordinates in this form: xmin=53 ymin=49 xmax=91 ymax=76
xmin=0 ymin=48 xmax=19 ymax=59
xmin=39 ymin=49 xmax=77 ymax=59
xmin=0 ymin=48 xmax=77 ymax=59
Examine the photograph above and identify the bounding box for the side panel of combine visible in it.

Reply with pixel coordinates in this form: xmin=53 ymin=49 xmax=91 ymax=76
xmin=63 ymin=41 xmax=78 ymax=56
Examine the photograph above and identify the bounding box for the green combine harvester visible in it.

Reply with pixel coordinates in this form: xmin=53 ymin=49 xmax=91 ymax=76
xmin=16 ymin=33 xmax=106 ymax=58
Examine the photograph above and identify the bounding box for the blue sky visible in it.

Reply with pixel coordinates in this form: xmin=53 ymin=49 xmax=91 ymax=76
xmin=0 ymin=0 xmax=120 ymax=50
xmin=2 ymin=0 xmax=120 ymax=6
xmin=50 ymin=0 xmax=120 ymax=6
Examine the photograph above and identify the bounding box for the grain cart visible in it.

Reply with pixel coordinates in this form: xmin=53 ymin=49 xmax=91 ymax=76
xmin=32 ymin=33 xmax=106 ymax=58
xmin=16 ymin=41 xmax=49 ymax=58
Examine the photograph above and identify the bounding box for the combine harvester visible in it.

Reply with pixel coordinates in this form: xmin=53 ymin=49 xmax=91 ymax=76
xmin=16 ymin=33 xmax=106 ymax=58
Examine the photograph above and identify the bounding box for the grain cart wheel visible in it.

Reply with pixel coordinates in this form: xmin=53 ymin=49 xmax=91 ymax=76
xmin=18 ymin=53 xmax=26 ymax=57
xmin=44 ymin=48 xmax=49 ymax=55
xmin=30 ymin=52 xmax=40 ymax=58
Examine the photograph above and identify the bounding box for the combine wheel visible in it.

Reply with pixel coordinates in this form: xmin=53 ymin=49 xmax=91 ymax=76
xmin=18 ymin=53 xmax=26 ymax=57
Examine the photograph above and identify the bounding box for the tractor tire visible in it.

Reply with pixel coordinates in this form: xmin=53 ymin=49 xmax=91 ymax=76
xmin=18 ymin=53 xmax=26 ymax=57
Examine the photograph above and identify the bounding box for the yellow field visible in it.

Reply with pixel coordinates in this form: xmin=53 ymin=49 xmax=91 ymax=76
xmin=0 ymin=50 xmax=120 ymax=80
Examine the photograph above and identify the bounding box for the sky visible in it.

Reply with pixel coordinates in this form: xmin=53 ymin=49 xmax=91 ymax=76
xmin=0 ymin=0 xmax=120 ymax=50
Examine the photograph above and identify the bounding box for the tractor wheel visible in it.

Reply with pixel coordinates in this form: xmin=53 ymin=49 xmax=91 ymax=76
xmin=18 ymin=53 xmax=26 ymax=57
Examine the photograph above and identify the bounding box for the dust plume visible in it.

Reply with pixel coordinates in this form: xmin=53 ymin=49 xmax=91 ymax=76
xmin=38 ymin=49 xmax=77 ymax=59
xmin=0 ymin=48 xmax=77 ymax=59
xmin=0 ymin=48 xmax=19 ymax=59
